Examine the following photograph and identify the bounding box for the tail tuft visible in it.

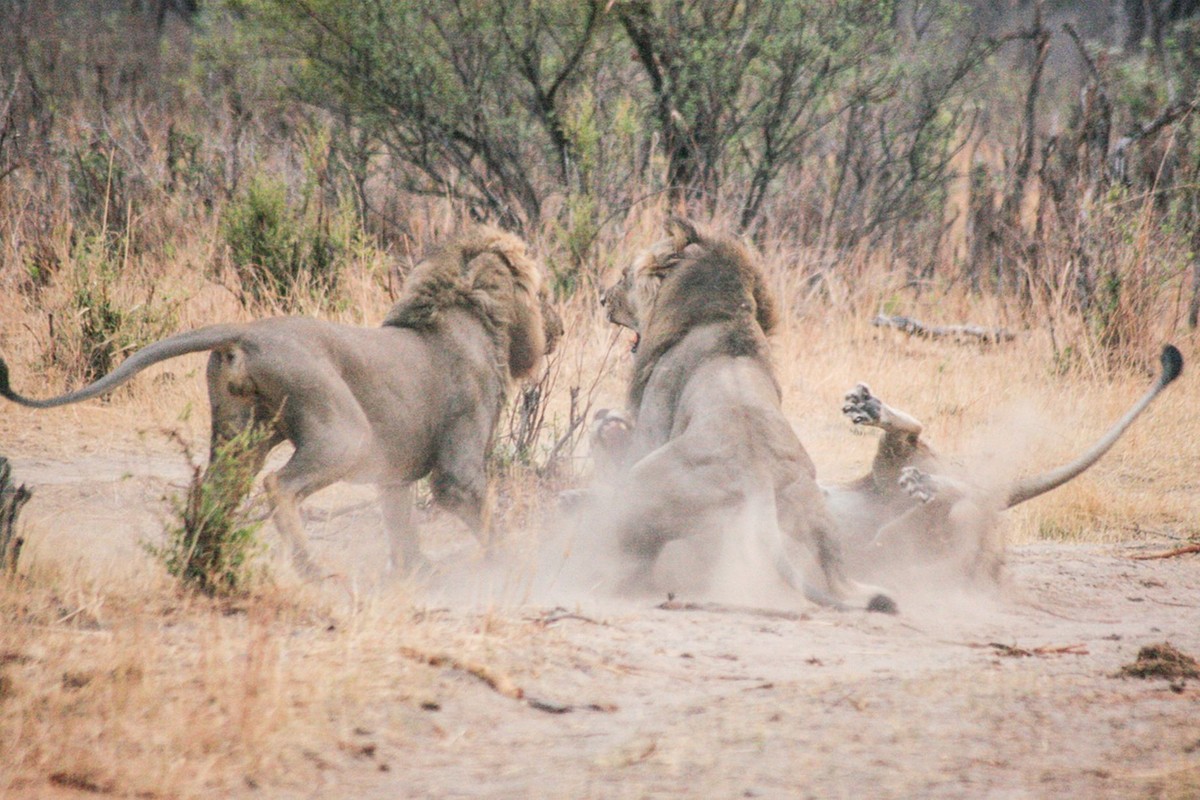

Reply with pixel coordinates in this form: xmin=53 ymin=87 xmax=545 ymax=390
xmin=1161 ymin=344 xmax=1183 ymax=385
xmin=867 ymin=593 xmax=899 ymax=615
xmin=0 ymin=358 xmax=14 ymax=402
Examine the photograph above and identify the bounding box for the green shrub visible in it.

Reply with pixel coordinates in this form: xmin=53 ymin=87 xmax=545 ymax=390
xmin=220 ymin=175 xmax=343 ymax=305
xmin=220 ymin=176 xmax=301 ymax=301
xmin=151 ymin=426 xmax=269 ymax=597
xmin=67 ymin=141 xmax=127 ymax=236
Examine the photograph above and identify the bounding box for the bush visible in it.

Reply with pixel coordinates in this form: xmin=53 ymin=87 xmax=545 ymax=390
xmin=151 ymin=427 xmax=269 ymax=597
xmin=51 ymin=234 xmax=177 ymax=386
xmin=220 ymin=174 xmax=352 ymax=306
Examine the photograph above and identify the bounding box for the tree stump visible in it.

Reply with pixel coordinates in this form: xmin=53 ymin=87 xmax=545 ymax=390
xmin=0 ymin=456 xmax=32 ymax=573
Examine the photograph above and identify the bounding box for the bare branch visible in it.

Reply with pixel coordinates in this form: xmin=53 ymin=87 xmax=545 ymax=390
xmin=872 ymin=315 xmax=1017 ymax=344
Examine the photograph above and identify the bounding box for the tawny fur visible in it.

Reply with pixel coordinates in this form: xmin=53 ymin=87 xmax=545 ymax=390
xmin=598 ymin=290 xmax=1180 ymax=590
xmin=0 ymin=225 xmax=562 ymax=578
xmin=829 ymin=345 xmax=1182 ymax=583
xmin=596 ymin=218 xmax=895 ymax=613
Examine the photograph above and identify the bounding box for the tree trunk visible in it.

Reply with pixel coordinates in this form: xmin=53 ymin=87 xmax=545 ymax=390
xmin=0 ymin=456 xmax=31 ymax=573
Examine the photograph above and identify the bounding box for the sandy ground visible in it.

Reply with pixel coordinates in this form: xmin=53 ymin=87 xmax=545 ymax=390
xmin=6 ymin=450 xmax=1200 ymax=800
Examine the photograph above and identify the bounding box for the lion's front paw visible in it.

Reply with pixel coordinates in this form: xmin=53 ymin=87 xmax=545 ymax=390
xmin=592 ymin=408 xmax=632 ymax=449
xmin=842 ymin=383 xmax=883 ymax=427
xmin=899 ymin=466 xmax=937 ymax=503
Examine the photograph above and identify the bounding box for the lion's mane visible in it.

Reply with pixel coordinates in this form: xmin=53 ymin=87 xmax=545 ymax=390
xmin=383 ymin=225 xmax=551 ymax=381
xmin=629 ymin=219 xmax=779 ymax=410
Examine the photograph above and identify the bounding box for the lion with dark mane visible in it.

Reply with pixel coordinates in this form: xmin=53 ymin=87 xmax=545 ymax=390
xmin=0 ymin=225 xmax=561 ymax=577
xmin=597 ymin=218 xmax=896 ymax=613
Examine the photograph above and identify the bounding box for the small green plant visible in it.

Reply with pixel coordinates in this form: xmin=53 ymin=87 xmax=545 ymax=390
xmin=165 ymin=124 xmax=216 ymax=198
xmin=52 ymin=233 xmax=177 ymax=386
xmin=220 ymin=175 xmax=302 ymax=302
xmin=220 ymin=174 xmax=346 ymax=306
xmin=67 ymin=141 xmax=127 ymax=236
xmin=151 ymin=426 xmax=269 ymax=596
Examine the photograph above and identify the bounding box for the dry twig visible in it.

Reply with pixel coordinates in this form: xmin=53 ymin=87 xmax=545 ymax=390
xmin=987 ymin=642 xmax=1089 ymax=657
xmin=399 ymin=646 xmax=524 ymax=699
xmin=657 ymin=598 xmax=808 ymax=622
xmin=1129 ymin=543 xmax=1200 ymax=561
xmin=531 ymin=607 xmax=606 ymax=627
xmin=397 ymin=646 xmax=615 ymax=715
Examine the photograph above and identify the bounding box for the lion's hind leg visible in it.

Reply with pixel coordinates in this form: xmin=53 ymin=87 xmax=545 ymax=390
xmin=204 ymin=347 xmax=288 ymax=559
xmin=871 ymin=466 xmax=1001 ymax=584
xmin=379 ymin=482 xmax=427 ymax=576
xmin=259 ymin=386 xmax=371 ymax=580
xmin=206 ymin=347 xmax=327 ymax=576
xmin=843 ymin=383 xmax=938 ymax=492
xmin=265 ymin=434 xmax=368 ymax=579
xmin=871 ymin=465 xmax=969 ymax=551
xmin=609 ymin=438 xmax=744 ymax=592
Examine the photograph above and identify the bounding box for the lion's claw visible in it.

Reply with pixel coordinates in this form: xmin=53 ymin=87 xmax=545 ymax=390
xmin=842 ymin=383 xmax=882 ymax=426
xmin=899 ymin=466 xmax=936 ymax=503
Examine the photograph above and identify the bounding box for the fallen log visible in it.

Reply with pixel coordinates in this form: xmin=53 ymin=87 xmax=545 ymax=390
xmin=872 ymin=314 xmax=1016 ymax=344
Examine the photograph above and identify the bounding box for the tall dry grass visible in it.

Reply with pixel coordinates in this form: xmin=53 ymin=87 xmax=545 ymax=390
xmin=0 ymin=561 xmax=581 ymax=797
xmin=1 ymin=197 xmax=1196 ymax=795
xmin=1 ymin=14 xmax=1198 ymax=792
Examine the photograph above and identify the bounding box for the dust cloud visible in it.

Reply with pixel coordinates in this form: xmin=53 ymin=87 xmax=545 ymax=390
xmin=418 ymin=401 xmax=1061 ymax=621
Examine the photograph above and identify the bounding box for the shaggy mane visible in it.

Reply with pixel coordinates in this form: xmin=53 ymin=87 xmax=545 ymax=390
xmin=383 ymin=225 xmax=548 ymax=379
xmin=629 ymin=221 xmax=780 ymax=409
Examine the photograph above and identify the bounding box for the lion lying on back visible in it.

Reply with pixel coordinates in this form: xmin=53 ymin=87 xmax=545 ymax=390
xmin=1 ymin=225 xmax=561 ymax=577
xmin=594 ymin=218 xmax=896 ymax=613
xmin=826 ymin=346 xmax=1181 ymax=581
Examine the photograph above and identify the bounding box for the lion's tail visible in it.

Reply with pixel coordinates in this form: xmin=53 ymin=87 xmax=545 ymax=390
xmin=773 ymin=551 xmax=897 ymax=614
xmin=758 ymin=488 xmax=898 ymax=614
xmin=1005 ymin=344 xmax=1183 ymax=508
xmin=0 ymin=324 xmax=246 ymax=409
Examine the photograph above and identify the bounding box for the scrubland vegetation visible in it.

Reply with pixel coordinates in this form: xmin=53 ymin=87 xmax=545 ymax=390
xmin=1 ymin=1 xmax=1199 ymax=796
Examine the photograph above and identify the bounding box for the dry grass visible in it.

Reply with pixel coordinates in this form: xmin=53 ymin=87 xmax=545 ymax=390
xmin=0 ymin=565 xmax=575 ymax=798
xmin=1 ymin=208 xmax=1197 ymax=796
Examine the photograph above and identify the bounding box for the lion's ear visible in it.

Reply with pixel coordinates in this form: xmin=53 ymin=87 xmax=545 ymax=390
xmin=665 ymin=217 xmax=700 ymax=252
xmin=752 ymin=274 xmax=780 ymax=335
xmin=507 ymin=297 xmax=547 ymax=379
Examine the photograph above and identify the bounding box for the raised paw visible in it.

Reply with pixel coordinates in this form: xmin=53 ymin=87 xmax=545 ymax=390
xmin=842 ymin=383 xmax=883 ymax=427
xmin=899 ymin=466 xmax=937 ymax=503
xmin=591 ymin=408 xmax=632 ymax=450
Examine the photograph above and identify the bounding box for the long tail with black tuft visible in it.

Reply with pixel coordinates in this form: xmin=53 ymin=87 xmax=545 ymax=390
xmin=1006 ymin=344 xmax=1183 ymax=508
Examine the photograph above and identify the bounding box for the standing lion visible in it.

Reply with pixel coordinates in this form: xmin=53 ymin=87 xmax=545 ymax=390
xmin=0 ymin=225 xmax=561 ymax=578
xmin=596 ymin=218 xmax=896 ymax=613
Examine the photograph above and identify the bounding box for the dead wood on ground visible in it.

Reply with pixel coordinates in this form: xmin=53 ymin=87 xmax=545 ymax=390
xmin=872 ymin=314 xmax=1017 ymax=344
